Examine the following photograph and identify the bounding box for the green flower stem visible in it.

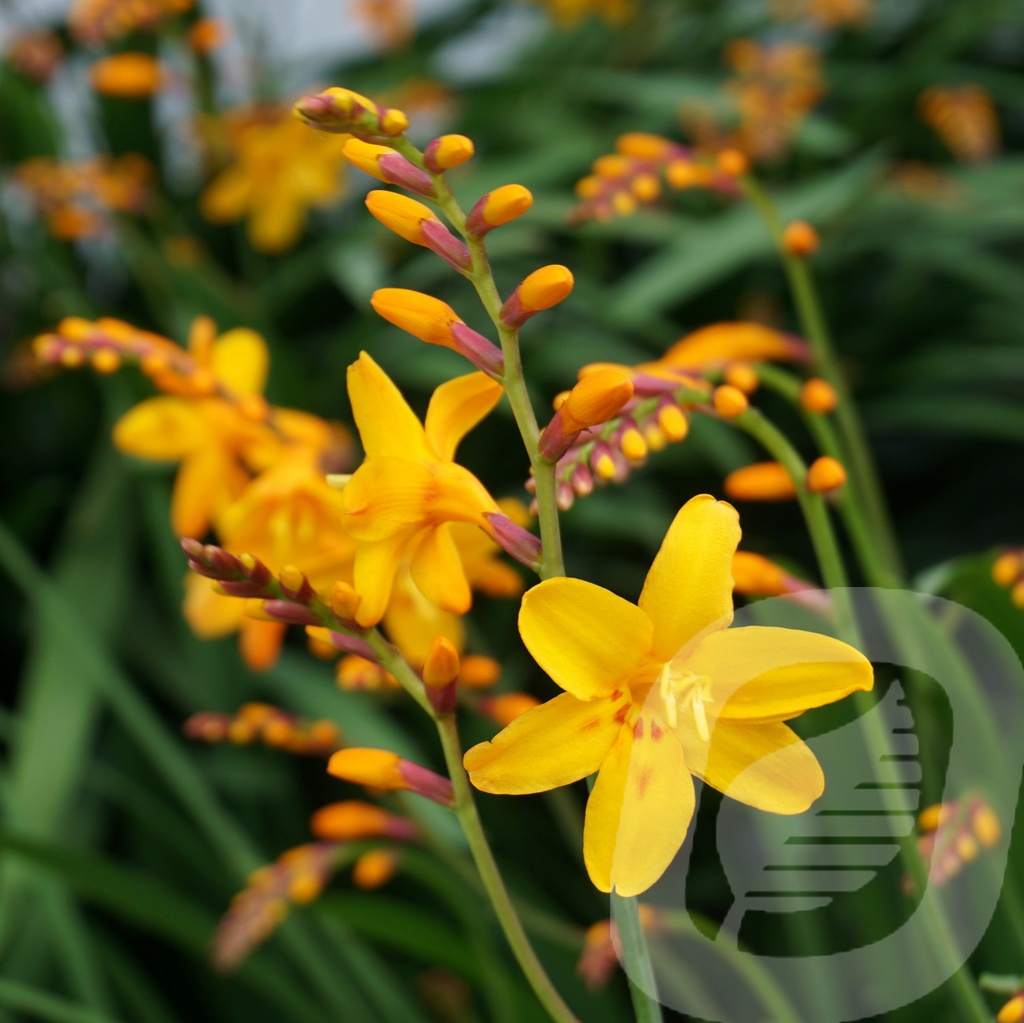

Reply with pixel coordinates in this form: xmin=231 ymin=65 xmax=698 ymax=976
xmin=612 ymin=897 xmax=664 ymax=1023
xmin=392 ymin=137 xmax=565 ymax=581
xmin=740 ymin=176 xmax=902 ymax=579
xmin=726 ymin=407 xmax=990 ymax=1023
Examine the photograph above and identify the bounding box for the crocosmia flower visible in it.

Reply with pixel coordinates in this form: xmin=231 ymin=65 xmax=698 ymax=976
xmin=465 ymin=494 xmax=873 ymax=896
xmin=342 ymin=352 xmax=504 ymax=628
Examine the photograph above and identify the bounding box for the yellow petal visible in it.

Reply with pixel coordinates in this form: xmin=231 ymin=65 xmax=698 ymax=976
xmin=249 ymin=194 xmax=305 ymax=253
xmin=353 ymin=532 xmax=417 ymax=627
xmin=171 ymin=452 xmax=227 ymax=538
xmin=383 ymin=568 xmax=465 ymax=665
xmin=113 ymin=397 xmax=205 ymax=460
xmin=683 ymin=626 xmax=873 ymax=722
xmin=211 ymin=328 xmax=269 ymax=397
xmin=200 ymin=167 xmax=251 ymax=223
xmin=639 ymin=494 xmax=740 ymax=661
xmin=342 ymin=457 xmax=435 ymax=540
xmin=584 ymin=718 xmax=694 ymax=896
xmin=239 ymin=618 xmax=287 ymax=672
xmin=465 ymin=692 xmax=626 ymax=794
xmin=424 ymin=371 xmax=504 ymax=461
xmin=519 ymin=579 xmax=652 ymax=701
xmin=347 ymin=352 xmax=428 ymax=460
xmin=678 ymin=717 xmax=824 ymax=814
xmin=182 ymin=573 xmax=245 ymax=637
xmin=410 ymin=523 xmax=472 ymax=614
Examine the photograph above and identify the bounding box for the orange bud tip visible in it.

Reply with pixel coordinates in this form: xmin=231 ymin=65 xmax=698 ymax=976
xmin=713 ymin=384 xmax=749 ymax=418
xmin=479 ymin=692 xmax=540 ymax=726
xmin=724 ymin=362 xmax=759 ymax=394
xmin=424 ymin=134 xmax=475 ymax=173
xmin=352 ymin=849 xmax=399 ymax=890
xmin=724 ymin=461 xmax=797 ymax=501
xmin=466 ymin=184 xmax=533 ymax=236
xmin=783 ymin=220 xmax=820 ymax=257
xmin=806 ymin=455 xmax=847 ymax=494
xmin=800 ymin=377 xmax=838 ymax=414
xmin=716 ymin=149 xmax=749 ymax=177
xmin=423 ymin=636 xmax=460 ymax=690
xmin=500 ymin=265 xmax=574 ymax=326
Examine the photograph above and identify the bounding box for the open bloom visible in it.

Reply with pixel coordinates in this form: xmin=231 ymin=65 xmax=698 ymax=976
xmin=342 ymin=352 xmax=503 ymax=628
xmin=465 ymin=495 xmax=872 ymax=896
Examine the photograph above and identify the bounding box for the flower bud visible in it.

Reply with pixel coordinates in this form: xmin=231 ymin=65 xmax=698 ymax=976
xmin=713 ymin=384 xmax=749 ymax=418
xmin=424 ymin=134 xmax=474 ymax=172
xmin=485 ymin=512 xmax=542 ymax=570
xmin=311 ymin=800 xmax=418 ymax=841
xmin=615 ymin=132 xmax=678 ymax=160
xmin=295 ymin=87 xmax=408 ymax=138
xmin=800 ymin=377 xmax=838 ymax=413
xmin=732 ymin=551 xmax=813 ymax=597
xmin=500 ymin=265 xmax=574 ymax=327
xmin=716 ymin=148 xmax=749 ymax=177
xmin=342 ymin=139 xmax=433 ymax=196
xmin=479 ymin=693 xmax=540 ymax=726
xmin=724 ymin=462 xmax=797 ymax=501
xmin=423 ymin=636 xmax=460 ymax=690
xmin=370 ymin=288 xmax=503 ymax=374
xmin=90 ymin=53 xmax=164 ymax=97
xmin=560 ymin=369 xmax=634 ymax=433
xmin=353 ymin=849 xmax=399 ymax=889
xmin=656 ymin=402 xmax=689 ymax=442
xmin=783 ymin=220 xmax=820 ymax=257
xmin=364 ymin=190 xmax=470 ymax=268
xmin=465 ymin=184 xmax=533 ymax=236
xmin=328 ymin=749 xmax=455 ymax=806
xmin=458 ymin=655 xmax=501 ymax=689
xmin=993 ymin=551 xmax=1023 ymax=588
xmin=724 ymin=362 xmax=759 ymax=394
xmin=619 ymin=423 xmax=647 ymax=463
xmin=806 ymin=456 xmax=847 ymax=494
xmin=330 ymin=581 xmax=362 ymax=623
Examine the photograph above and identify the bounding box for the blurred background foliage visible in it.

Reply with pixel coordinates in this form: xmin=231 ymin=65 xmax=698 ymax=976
xmin=1 ymin=0 xmax=1024 ymax=1020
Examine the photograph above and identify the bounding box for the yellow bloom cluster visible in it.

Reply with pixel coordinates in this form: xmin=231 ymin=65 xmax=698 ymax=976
xmin=13 ymin=154 xmax=152 ymax=240
xmin=69 ymin=0 xmax=192 ymax=44
xmin=200 ymin=107 xmax=350 ymax=252
xmin=918 ymin=84 xmax=1001 ymax=164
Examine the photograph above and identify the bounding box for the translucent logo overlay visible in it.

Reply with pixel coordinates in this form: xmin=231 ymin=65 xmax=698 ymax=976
xmin=614 ymin=588 xmax=1023 ymax=1022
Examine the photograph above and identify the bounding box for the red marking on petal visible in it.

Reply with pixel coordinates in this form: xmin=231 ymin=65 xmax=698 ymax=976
xmin=610 ymin=689 xmax=624 ymax=701
xmin=635 ymin=765 xmax=652 ymax=800
xmin=614 ymin=704 xmax=630 ymax=725
xmin=633 ymin=717 xmax=645 ymax=740
xmin=650 ymin=719 xmax=663 ymax=741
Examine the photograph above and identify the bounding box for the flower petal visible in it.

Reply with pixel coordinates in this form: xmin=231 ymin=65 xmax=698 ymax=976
xmin=353 ymin=531 xmax=418 ymax=628
xmin=584 ymin=717 xmax=694 ymax=896
xmin=464 ymin=692 xmax=626 ymax=795
xmin=239 ymin=618 xmax=287 ymax=672
xmin=519 ymin=579 xmax=652 ymax=701
xmin=410 ymin=523 xmax=472 ymax=614
xmin=182 ymin=573 xmax=244 ymax=637
xmin=383 ymin=568 xmax=465 ymax=666
xmin=212 ymin=328 xmax=269 ymax=397
xmin=424 ymin=371 xmax=504 ymax=461
xmin=171 ymin=451 xmax=243 ymax=538
xmin=684 ymin=626 xmax=873 ymax=722
xmin=347 ymin=352 xmax=428 ymax=460
xmin=639 ymin=494 xmax=740 ymax=661
xmin=342 ymin=457 xmax=435 ymax=540
xmin=678 ymin=717 xmax=824 ymax=815
xmin=113 ymin=397 xmax=205 ymax=460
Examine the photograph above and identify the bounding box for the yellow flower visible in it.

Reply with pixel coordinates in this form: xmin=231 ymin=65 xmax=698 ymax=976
xmin=112 ymin=322 xmax=274 ymax=536
xmin=465 ymin=494 xmax=872 ymax=896
xmin=342 ymin=352 xmax=503 ymax=628
xmin=200 ymin=109 xmax=348 ymax=252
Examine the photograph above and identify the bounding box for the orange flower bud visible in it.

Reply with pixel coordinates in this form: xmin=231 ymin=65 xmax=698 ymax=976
xmin=466 ymin=184 xmax=533 ymax=235
xmin=724 ymin=462 xmax=797 ymax=501
xmin=783 ymin=220 xmax=820 ymax=257
xmin=518 ymin=265 xmax=574 ymax=313
xmin=480 ymin=692 xmax=540 ymax=726
xmin=330 ymin=581 xmax=361 ymax=622
xmin=724 ymin=362 xmax=759 ymax=394
xmin=713 ymin=384 xmax=749 ymax=418
xmin=187 ymin=17 xmax=226 ymax=54
xmin=800 ymin=377 xmax=838 ymax=413
xmin=353 ymin=849 xmax=399 ymax=890
xmin=425 ymin=134 xmax=474 ymax=171
xmin=365 ymin=190 xmax=439 ymax=245
xmin=90 ymin=52 xmax=164 ymax=97
xmin=328 ymin=748 xmax=405 ymax=788
xmin=560 ymin=370 xmax=634 ymax=433
xmin=806 ymin=455 xmax=847 ymax=494
xmin=615 ymin=132 xmax=676 ymax=160
xmin=458 ymin=655 xmax=501 ymax=689
xmin=423 ymin=636 xmax=460 ymax=690
xmin=917 ymin=802 xmax=952 ymax=832
xmin=380 ymin=109 xmax=409 ymax=135
xmin=311 ymin=800 xmax=417 ymax=841
xmin=91 ymin=348 xmax=121 ymax=374
xmin=716 ymin=149 xmax=749 ymax=177
xmin=972 ymin=803 xmax=1001 ymax=847
xmin=370 ymin=288 xmax=461 ymax=346
xmin=998 ymin=994 xmax=1024 ymax=1023
xmin=620 ymin=426 xmax=647 ymax=462
xmin=656 ymin=404 xmax=689 ymax=442
xmin=992 ymin=551 xmax=1022 ymax=588
xmin=342 ymin=138 xmax=392 ymax=180
xmin=732 ymin=551 xmax=788 ymax=596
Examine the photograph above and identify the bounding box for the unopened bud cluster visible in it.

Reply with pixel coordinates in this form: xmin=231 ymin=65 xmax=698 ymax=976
xmin=993 ymin=548 xmax=1024 ymax=608
xmin=184 ymin=702 xmax=342 ymax=756
xmin=910 ymin=795 xmax=1001 ymax=891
